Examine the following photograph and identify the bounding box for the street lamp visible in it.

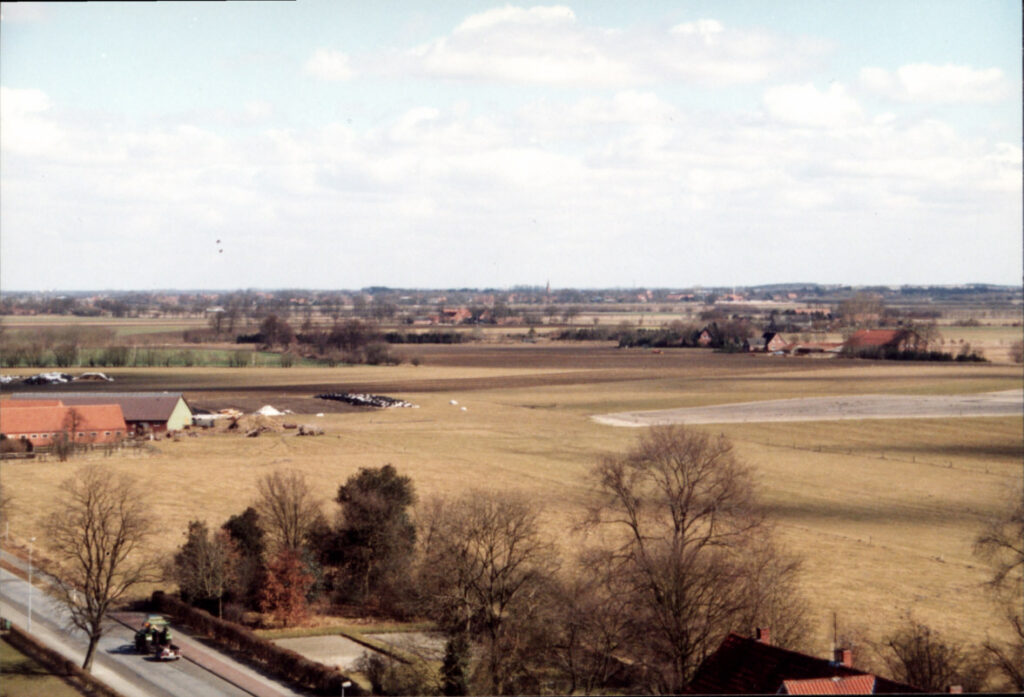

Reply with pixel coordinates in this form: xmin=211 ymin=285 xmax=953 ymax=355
xmin=27 ymin=536 xmax=36 ymax=633
xmin=341 ymin=680 xmax=352 ymax=697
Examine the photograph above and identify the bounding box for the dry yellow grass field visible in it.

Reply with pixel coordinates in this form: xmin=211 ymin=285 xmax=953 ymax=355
xmin=2 ymin=347 xmax=1020 ymax=660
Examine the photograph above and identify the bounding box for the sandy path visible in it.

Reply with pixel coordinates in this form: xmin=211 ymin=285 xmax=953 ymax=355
xmin=592 ymin=389 xmax=1024 ymax=427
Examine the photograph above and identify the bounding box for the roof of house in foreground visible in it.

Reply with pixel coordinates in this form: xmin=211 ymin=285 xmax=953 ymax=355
xmin=782 ymin=674 xmax=878 ymax=694
xmin=9 ymin=392 xmax=189 ymax=422
xmin=688 ymin=633 xmax=920 ymax=694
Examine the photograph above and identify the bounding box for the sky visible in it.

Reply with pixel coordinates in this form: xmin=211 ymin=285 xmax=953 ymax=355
xmin=1 ymin=0 xmax=1020 ymax=291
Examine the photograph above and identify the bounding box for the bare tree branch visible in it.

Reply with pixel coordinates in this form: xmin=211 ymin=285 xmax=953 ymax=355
xmin=254 ymin=469 xmax=321 ymax=551
xmin=44 ymin=465 xmax=157 ymax=672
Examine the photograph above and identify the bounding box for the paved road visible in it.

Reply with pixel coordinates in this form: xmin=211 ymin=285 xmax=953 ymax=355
xmin=0 ymin=551 xmax=306 ymax=697
xmin=593 ymin=389 xmax=1024 ymax=427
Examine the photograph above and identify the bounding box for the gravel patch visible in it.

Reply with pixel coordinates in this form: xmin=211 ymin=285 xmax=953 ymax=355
xmin=593 ymin=389 xmax=1023 ymax=427
xmin=364 ymin=632 xmax=446 ymax=661
xmin=272 ymin=635 xmax=371 ymax=671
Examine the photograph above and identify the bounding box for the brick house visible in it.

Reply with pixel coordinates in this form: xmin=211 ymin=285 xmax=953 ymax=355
xmin=430 ymin=307 xmax=473 ymax=325
xmin=1 ymin=402 xmax=128 ymax=450
xmin=747 ymin=332 xmax=789 ymax=353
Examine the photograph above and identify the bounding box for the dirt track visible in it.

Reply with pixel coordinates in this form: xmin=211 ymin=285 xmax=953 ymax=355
xmin=592 ymin=389 xmax=1024 ymax=427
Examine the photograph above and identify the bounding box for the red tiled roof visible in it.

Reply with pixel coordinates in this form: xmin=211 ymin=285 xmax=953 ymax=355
xmin=687 ymin=634 xmax=919 ymax=694
xmin=1 ymin=406 xmax=68 ymax=434
xmin=783 ymin=674 xmax=877 ymax=694
xmin=844 ymin=330 xmax=904 ymax=348
xmin=1 ymin=404 xmax=127 ymax=436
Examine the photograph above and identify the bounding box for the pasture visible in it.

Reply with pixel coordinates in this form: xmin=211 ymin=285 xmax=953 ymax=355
xmin=0 ymin=636 xmax=86 ymax=697
xmin=1 ymin=344 xmax=1021 ymax=659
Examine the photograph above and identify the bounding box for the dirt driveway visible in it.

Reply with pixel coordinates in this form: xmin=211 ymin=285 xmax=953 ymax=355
xmin=592 ymin=389 xmax=1024 ymax=427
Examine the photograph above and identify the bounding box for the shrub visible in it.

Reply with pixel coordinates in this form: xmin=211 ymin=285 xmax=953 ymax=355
xmin=1010 ymin=341 xmax=1023 ymax=364
xmin=364 ymin=342 xmax=399 ymax=365
xmin=98 ymin=346 xmax=130 ymax=367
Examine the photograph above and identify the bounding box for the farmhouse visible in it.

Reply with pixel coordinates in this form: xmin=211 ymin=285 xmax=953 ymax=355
xmin=1 ymin=402 xmax=127 ymax=450
xmin=688 ymin=629 xmax=920 ymax=694
xmin=844 ymin=329 xmax=925 ymax=353
xmin=746 ymin=331 xmax=789 ymax=353
xmin=698 ymin=327 xmax=717 ymax=347
xmin=10 ymin=392 xmax=193 ymax=434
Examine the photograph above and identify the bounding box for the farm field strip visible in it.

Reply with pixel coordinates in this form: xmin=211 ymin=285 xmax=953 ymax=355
xmin=593 ymin=389 xmax=1023 ymax=426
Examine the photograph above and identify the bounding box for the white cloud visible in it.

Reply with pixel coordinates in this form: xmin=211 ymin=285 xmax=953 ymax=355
xmin=859 ymin=63 xmax=1011 ymax=104
xmin=0 ymin=87 xmax=63 ymax=156
xmin=389 ymin=7 xmax=823 ymax=87
xmin=763 ymin=82 xmax=864 ymax=128
xmin=0 ymin=3 xmax=49 ymax=22
xmin=670 ymin=19 xmax=724 ymax=45
xmin=244 ymin=101 xmax=274 ymax=120
xmin=304 ymin=48 xmax=355 ymax=81
xmin=454 ymin=5 xmax=576 ymax=33
xmin=2 ymin=82 xmax=1020 ymax=289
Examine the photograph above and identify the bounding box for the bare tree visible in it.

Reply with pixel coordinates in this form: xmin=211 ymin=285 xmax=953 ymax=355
xmin=975 ymin=490 xmax=1024 ymax=690
xmin=44 ymin=466 xmax=156 ymax=672
xmin=0 ymin=486 xmax=13 ymax=531
xmin=836 ymin=292 xmax=885 ymax=329
xmin=418 ymin=491 xmax=558 ymax=695
xmin=729 ymin=530 xmax=813 ymax=654
xmin=170 ymin=520 xmax=239 ymax=618
xmin=53 ymin=407 xmax=84 ymax=462
xmin=550 ymin=550 xmax=638 ymax=694
xmin=586 ymin=425 xmax=806 ymax=693
xmin=254 ymin=470 xmax=321 ymax=551
xmin=881 ymin=620 xmax=989 ymax=692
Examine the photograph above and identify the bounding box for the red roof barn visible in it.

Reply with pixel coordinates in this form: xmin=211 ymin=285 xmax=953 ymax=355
xmin=844 ymin=329 xmax=925 ymax=352
xmin=1 ymin=403 xmax=127 ymax=450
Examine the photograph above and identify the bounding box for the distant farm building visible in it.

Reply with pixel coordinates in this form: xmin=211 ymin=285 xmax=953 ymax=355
xmin=430 ymin=307 xmax=473 ymax=325
xmin=10 ymin=392 xmax=193 ymax=434
xmin=1 ymin=402 xmax=128 ymax=451
xmin=746 ymin=332 xmax=789 ymax=353
xmin=843 ymin=329 xmax=926 ymax=353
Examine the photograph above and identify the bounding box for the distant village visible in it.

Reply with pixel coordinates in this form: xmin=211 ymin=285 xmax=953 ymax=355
xmin=1 ymin=283 xmax=1019 ymax=325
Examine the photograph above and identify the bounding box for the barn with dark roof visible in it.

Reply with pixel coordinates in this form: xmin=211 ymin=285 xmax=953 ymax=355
xmin=10 ymin=392 xmax=193 ymax=434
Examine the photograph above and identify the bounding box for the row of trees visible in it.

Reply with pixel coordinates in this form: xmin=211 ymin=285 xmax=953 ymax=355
xmin=167 ymin=429 xmax=812 ymax=694
xmin=32 ymin=430 xmax=1023 ymax=694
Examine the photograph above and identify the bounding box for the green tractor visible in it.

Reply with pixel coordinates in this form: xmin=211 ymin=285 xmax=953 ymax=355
xmin=134 ymin=615 xmax=181 ymax=660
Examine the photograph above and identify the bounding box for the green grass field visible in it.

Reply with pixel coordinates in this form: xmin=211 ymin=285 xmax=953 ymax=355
xmin=0 ymin=637 xmax=86 ymax=697
xmin=2 ymin=345 xmax=1021 ymax=662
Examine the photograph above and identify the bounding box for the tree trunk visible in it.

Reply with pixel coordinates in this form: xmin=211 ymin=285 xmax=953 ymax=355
xmin=82 ymin=634 xmax=100 ymax=673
